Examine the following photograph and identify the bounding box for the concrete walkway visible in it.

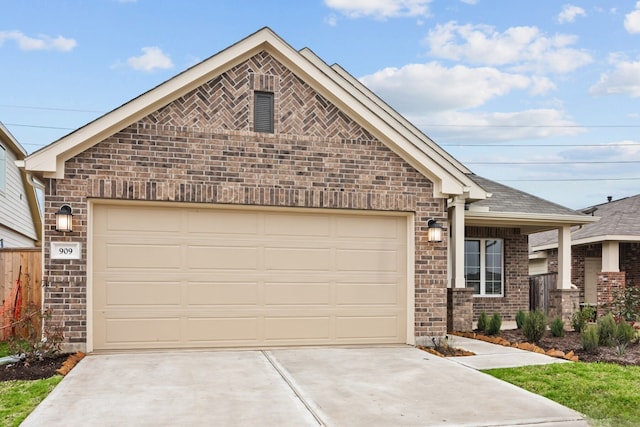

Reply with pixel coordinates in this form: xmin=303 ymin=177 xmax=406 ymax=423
xmin=448 ymin=336 xmax=570 ymax=370
xmin=22 ymin=344 xmax=589 ymax=427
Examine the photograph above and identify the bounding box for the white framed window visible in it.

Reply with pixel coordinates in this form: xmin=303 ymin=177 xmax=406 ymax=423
xmin=465 ymin=238 xmax=503 ymax=296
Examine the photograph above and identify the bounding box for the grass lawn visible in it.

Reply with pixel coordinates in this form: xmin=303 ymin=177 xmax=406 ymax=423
xmin=1 ymin=342 xmax=63 ymax=427
xmin=485 ymin=362 xmax=640 ymax=427
xmin=0 ymin=377 xmax=62 ymax=427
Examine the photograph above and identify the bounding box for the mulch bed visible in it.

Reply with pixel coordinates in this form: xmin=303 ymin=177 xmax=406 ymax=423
xmin=497 ymin=329 xmax=640 ymax=366
xmin=0 ymin=354 xmax=70 ymax=381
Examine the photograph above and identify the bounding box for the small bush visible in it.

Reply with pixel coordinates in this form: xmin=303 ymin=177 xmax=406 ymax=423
xmin=571 ymin=305 xmax=595 ymax=332
xmin=597 ymin=313 xmax=617 ymax=347
xmin=550 ymin=316 xmax=565 ymax=337
xmin=522 ymin=310 xmax=547 ymax=343
xmin=515 ymin=310 xmax=526 ymax=329
xmin=477 ymin=311 xmax=488 ymax=333
xmin=615 ymin=321 xmax=636 ymax=346
xmin=581 ymin=324 xmax=599 ymax=352
xmin=486 ymin=313 xmax=502 ymax=335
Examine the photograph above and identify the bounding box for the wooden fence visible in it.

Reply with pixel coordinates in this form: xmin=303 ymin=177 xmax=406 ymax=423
xmin=0 ymin=248 xmax=42 ymax=340
xmin=529 ymin=272 xmax=557 ymax=314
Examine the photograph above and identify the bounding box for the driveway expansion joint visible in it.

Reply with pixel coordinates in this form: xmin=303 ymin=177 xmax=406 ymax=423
xmin=261 ymin=350 xmax=325 ymax=427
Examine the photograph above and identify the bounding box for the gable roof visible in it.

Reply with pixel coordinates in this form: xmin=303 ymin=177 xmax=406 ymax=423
xmin=0 ymin=121 xmax=42 ymax=245
xmin=530 ymin=194 xmax=640 ymax=250
xmin=22 ymin=27 xmax=486 ymax=200
xmin=464 ymin=175 xmax=597 ymax=234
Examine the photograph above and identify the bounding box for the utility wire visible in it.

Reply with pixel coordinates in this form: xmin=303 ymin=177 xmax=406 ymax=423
xmin=465 ymin=160 xmax=640 ymax=165
xmin=501 ymin=177 xmax=640 ymax=182
xmin=0 ymin=104 xmax=104 ymax=114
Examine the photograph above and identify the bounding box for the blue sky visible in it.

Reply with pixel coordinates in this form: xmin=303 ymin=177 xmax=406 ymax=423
xmin=2 ymin=0 xmax=640 ymax=209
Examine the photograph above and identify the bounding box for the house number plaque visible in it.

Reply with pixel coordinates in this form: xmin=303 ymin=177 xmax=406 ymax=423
xmin=50 ymin=242 xmax=81 ymax=260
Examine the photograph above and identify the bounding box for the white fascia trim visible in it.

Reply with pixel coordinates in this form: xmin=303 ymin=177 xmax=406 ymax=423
xmin=25 ymin=30 xmax=275 ymax=178
xmin=531 ymin=234 xmax=640 ymax=252
xmin=465 ymin=211 xmax=599 ymax=226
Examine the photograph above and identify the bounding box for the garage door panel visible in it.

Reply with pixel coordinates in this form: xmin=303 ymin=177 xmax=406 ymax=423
xmin=336 ymin=283 xmax=398 ymax=305
xmin=187 ymin=318 xmax=258 ymax=341
xmin=336 ymin=249 xmax=398 ymax=272
xmin=188 ymin=246 xmax=258 ymax=270
xmin=104 ymin=318 xmax=181 ymax=344
xmin=336 ymin=317 xmax=399 ymax=339
xmin=93 ymin=204 xmax=408 ymax=350
xmin=105 ymin=281 xmax=181 ymax=306
xmin=186 ymin=282 xmax=258 ymax=305
xmin=264 ymin=248 xmax=330 ymax=271
xmin=264 ymin=283 xmax=330 ymax=305
xmin=264 ymin=317 xmax=330 ymax=340
xmin=106 ymin=244 xmax=181 ymax=269
xmin=264 ymin=213 xmax=329 ymax=236
xmin=187 ymin=210 xmax=258 ymax=235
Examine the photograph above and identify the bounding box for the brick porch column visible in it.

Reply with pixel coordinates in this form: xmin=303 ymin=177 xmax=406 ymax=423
xmin=447 ymin=287 xmax=474 ymax=332
xmin=597 ymin=271 xmax=626 ymax=312
xmin=548 ymin=288 xmax=580 ymax=327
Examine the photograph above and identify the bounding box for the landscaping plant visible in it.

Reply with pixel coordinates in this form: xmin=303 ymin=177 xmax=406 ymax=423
xmin=477 ymin=311 xmax=488 ymax=333
xmin=550 ymin=316 xmax=565 ymax=337
xmin=596 ymin=313 xmax=617 ymax=347
xmin=615 ymin=320 xmax=636 ymax=347
xmin=522 ymin=310 xmax=546 ymax=344
xmin=515 ymin=309 xmax=526 ymax=329
xmin=605 ymin=286 xmax=640 ymax=322
xmin=571 ymin=305 xmax=595 ymax=332
xmin=486 ymin=313 xmax=502 ymax=336
xmin=581 ymin=323 xmax=600 ymax=352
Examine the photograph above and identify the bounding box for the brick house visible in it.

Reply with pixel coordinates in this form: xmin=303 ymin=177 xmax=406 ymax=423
xmin=21 ymin=28 xmax=595 ymax=352
xmin=530 ymin=194 xmax=640 ymax=311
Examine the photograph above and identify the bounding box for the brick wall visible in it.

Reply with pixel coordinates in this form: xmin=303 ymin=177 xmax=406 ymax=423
xmin=466 ymin=226 xmax=529 ymax=321
xmin=44 ymin=51 xmax=449 ymax=349
xmin=597 ymin=271 xmax=626 ymax=309
xmin=621 ymin=242 xmax=640 ymax=287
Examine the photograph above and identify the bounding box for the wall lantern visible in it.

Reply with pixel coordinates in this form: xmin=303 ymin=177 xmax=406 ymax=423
xmin=427 ymin=219 xmax=443 ymax=242
xmin=55 ymin=205 xmax=73 ymax=232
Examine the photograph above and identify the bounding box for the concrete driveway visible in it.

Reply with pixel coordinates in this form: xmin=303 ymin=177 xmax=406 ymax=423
xmin=22 ymin=347 xmax=589 ymax=427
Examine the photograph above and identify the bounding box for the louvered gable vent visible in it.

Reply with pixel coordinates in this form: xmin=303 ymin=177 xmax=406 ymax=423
xmin=254 ymin=91 xmax=274 ymax=133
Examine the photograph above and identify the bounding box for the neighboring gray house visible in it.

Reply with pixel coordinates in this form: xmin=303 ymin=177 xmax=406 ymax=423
xmin=0 ymin=122 xmax=41 ymax=248
xmin=530 ymin=195 xmax=640 ymax=309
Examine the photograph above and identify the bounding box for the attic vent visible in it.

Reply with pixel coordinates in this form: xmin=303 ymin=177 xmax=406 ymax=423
xmin=254 ymin=91 xmax=274 ymax=133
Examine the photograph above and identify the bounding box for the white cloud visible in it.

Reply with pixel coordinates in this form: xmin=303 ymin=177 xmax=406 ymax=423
xmin=324 ymin=0 xmax=431 ymax=19
xmin=460 ymin=0 xmax=478 ymax=4
xmin=557 ymin=5 xmax=586 ymax=23
xmin=589 ymin=55 xmax=640 ymax=97
xmin=126 ymin=47 xmax=173 ymax=72
xmin=0 ymin=30 xmax=76 ymax=52
xmin=360 ymin=62 xmax=537 ymax=114
xmin=624 ymin=1 xmax=640 ymax=33
xmin=411 ymin=109 xmax=584 ymax=142
xmin=424 ymin=22 xmax=592 ymax=74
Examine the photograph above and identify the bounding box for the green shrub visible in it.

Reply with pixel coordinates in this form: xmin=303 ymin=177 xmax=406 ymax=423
xmin=597 ymin=313 xmax=617 ymax=347
xmin=550 ymin=316 xmax=565 ymax=337
xmin=522 ymin=309 xmax=547 ymax=343
xmin=615 ymin=321 xmax=636 ymax=346
xmin=477 ymin=311 xmax=488 ymax=333
xmin=515 ymin=310 xmax=526 ymax=329
xmin=581 ymin=324 xmax=600 ymax=352
xmin=571 ymin=305 xmax=595 ymax=332
xmin=486 ymin=313 xmax=502 ymax=335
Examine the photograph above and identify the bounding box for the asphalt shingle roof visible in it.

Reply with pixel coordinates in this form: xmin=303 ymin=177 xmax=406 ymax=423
xmin=529 ymin=194 xmax=640 ymax=248
xmin=467 ymin=175 xmax=585 ymax=216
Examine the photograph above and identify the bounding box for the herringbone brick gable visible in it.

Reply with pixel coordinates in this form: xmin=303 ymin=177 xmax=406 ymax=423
xmin=142 ymin=51 xmax=374 ymax=140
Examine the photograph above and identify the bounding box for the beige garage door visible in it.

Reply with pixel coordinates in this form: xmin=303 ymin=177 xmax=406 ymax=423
xmin=92 ymin=203 xmax=408 ymax=350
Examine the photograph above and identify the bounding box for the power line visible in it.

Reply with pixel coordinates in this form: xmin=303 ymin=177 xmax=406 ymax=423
xmin=0 ymin=104 xmax=104 ymax=114
xmin=465 ymin=160 xmax=640 ymax=165
xmin=425 ymin=124 xmax=640 ymax=128
xmin=500 ymin=177 xmax=640 ymax=182
xmin=4 ymin=123 xmax=76 ymax=131
xmin=442 ymin=143 xmax=640 ymax=147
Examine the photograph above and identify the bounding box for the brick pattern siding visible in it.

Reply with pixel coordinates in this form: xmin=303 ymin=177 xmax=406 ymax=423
xmin=466 ymin=227 xmax=529 ymax=321
xmin=44 ymin=51 xmax=448 ymax=349
xmin=597 ymin=271 xmax=626 ymax=309
xmin=621 ymin=242 xmax=640 ymax=288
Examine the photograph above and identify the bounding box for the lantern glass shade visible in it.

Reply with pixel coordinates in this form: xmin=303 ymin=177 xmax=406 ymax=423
xmin=55 ymin=205 xmax=73 ymax=232
xmin=427 ymin=219 xmax=443 ymax=242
